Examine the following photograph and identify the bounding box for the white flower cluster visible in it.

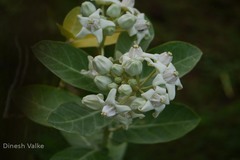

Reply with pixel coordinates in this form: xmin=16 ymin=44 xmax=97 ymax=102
xmin=81 ymin=44 xmax=183 ymax=128
xmin=76 ymin=0 xmax=151 ymax=44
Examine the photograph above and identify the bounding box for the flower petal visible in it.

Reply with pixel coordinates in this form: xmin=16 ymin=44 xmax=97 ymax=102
xmin=115 ymin=104 xmax=131 ymax=113
xmin=152 ymin=74 xmax=166 ymax=86
xmin=166 ymin=84 xmax=176 ymax=100
xmin=152 ymin=104 xmax=166 ymax=118
xmin=139 ymin=100 xmax=154 ymax=112
xmin=102 ymin=105 xmax=116 ymax=117
xmin=105 ymin=88 xmax=117 ymax=105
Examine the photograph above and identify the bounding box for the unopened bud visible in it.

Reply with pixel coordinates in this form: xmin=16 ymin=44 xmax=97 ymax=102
xmin=111 ymin=64 xmax=123 ymax=76
xmin=94 ymin=76 xmax=112 ymax=91
xmin=108 ymin=82 xmax=118 ymax=89
xmin=107 ymin=4 xmax=121 ymax=18
xmin=82 ymin=94 xmax=104 ymax=110
xmin=114 ymin=77 xmax=122 ymax=84
xmin=117 ymin=13 xmax=136 ymax=29
xmin=128 ymin=79 xmax=138 ymax=87
xmin=118 ymin=84 xmax=132 ymax=96
xmin=124 ymin=59 xmax=142 ymax=76
xmin=103 ymin=26 xmax=116 ymax=36
xmin=80 ymin=2 xmax=96 ymax=17
xmin=130 ymin=98 xmax=146 ymax=110
xmin=93 ymin=55 xmax=113 ymax=75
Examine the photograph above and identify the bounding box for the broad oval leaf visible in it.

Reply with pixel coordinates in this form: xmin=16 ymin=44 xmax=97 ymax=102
xmin=48 ymin=102 xmax=111 ymax=136
xmin=61 ymin=130 xmax=103 ymax=149
xmin=13 ymin=85 xmax=81 ymax=126
xmin=112 ymin=103 xmax=200 ymax=144
xmin=50 ymin=147 xmax=109 ymax=160
xmin=32 ymin=40 xmax=99 ymax=93
xmin=148 ymin=41 xmax=202 ymax=77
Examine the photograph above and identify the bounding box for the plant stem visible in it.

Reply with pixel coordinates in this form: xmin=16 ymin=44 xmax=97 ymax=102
xmin=102 ymin=126 xmax=110 ymax=148
xmin=99 ymin=36 xmax=106 ymax=55
xmin=141 ymin=85 xmax=153 ymax=91
xmin=140 ymin=70 xmax=156 ymax=86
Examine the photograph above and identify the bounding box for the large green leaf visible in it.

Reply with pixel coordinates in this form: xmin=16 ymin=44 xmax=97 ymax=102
xmin=14 ymin=85 xmax=81 ymax=126
xmin=61 ymin=131 xmax=103 ymax=149
xmin=112 ymin=103 xmax=200 ymax=144
xmin=148 ymin=41 xmax=202 ymax=77
xmin=32 ymin=40 xmax=99 ymax=92
xmin=50 ymin=147 xmax=109 ymax=160
xmin=48 ymin=102 xmax=111 ymax=136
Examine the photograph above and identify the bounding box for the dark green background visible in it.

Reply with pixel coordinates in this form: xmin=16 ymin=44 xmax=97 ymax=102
xmin=1 ymin=0 xmax=240 ymax=159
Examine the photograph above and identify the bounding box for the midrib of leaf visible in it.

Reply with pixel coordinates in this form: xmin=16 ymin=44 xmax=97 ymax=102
xmin=77 ymin=150 xmax=97 ymax=160
xmin=40 ymin=51 xmax=83 ymax=76
xmin=49 ymin=110 xmax=101 ymax=124
xmin=174 ymin=53 xmax=200 ymax=66
xmin=129 ymin=119 xmax=199 ymax=129
xmin=22 ymin=97 xmax=59 ymax=120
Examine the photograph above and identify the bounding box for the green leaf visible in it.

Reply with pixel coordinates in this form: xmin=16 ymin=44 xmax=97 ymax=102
xmin=108 ymin=142 xmax=127 ymax=160
xmin=50 ymin=147 xmax=109 ymax=160
xmin=115 ymin=32 xmax=135 ymax=57
xmin=13 ymin=85 xmax=81 ymax=126
xmin=32 ymin=40 xmax=99 ymax=93
xmin=112 ymin=103 xmax=200 ymax=144
xmin=48 ymin=102 xmax=111 ymax=136
xmin=148 ymin=41 xmax=202 ymax=77
xmin=61 ymin=131 xmax=103 ymax=149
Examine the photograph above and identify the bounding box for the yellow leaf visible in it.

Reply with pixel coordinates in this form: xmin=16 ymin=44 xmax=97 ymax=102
xmin=59 ymin=6 xmax=122 ymax=48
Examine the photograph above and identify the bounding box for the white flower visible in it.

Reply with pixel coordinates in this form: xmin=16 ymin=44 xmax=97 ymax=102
xmin=152 ymin=52 xmax=173 ymax=66
xmin=139 ymin=86 xmax=169 ymax=118
xmin=81 ymin=56 xmax=98 ymax=78
xmin=145 ymin=57 xmax=167 ymax=73
xmin=76 ymin=9 xmax=115 ymax=43
xmin=101 ymin=88 xmax=131 ymax=117
xmin=128 ymin=13 xmax=150 ymax=44
xmin=119 ymin=45 xmax=152 ymax=65
xmin=152 ymin=63 xmax=183 ymax=100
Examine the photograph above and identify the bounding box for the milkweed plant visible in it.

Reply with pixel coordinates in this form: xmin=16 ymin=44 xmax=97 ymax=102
xmin=15 ymin=0 xmax=202 ymax=159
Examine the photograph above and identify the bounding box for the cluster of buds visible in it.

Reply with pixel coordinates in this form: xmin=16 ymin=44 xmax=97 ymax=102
xmin=76 ymin=0 xmax=151 ymax=44
xmin=81 ymin=44 xmax=183 ymax=128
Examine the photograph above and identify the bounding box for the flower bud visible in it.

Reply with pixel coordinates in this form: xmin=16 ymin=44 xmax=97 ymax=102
xmin=130 ymin=98 xmax=146 ymax=110
xmin=80 ymin=2 xmax=96 ymax=17
xmin=82 ymin=94 xmax=104 ymax=110
xmin=103 ymin=26 xmax=116 ymax=36
xmin=117 ymin=13 xmax=136 ymax=30
xmin=118 ymin=84 xmax=132 ymax=96
xmin=107 ymin=4 xmax=121 ymax=18
xmin=124 ymin=59 xmax=142 ymax=76
xmin=114 ymin=77 xmax=122 ymax=84
xmin=108 ymin=82 xmax=118 ymax=89
xmin=111 ymin=64 xmax=123 ymax=76
xmin=93 ymin=55 xmax=113 ymax=75
xmin=128 ymin=79 xmax=138 ymax=87
xmin=94 ymin=76 xmax=112 ymax=91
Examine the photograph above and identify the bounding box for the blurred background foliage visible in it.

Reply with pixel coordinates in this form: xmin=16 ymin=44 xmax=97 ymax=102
xmin=1 ymin=0 xmax=240 ymax=159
